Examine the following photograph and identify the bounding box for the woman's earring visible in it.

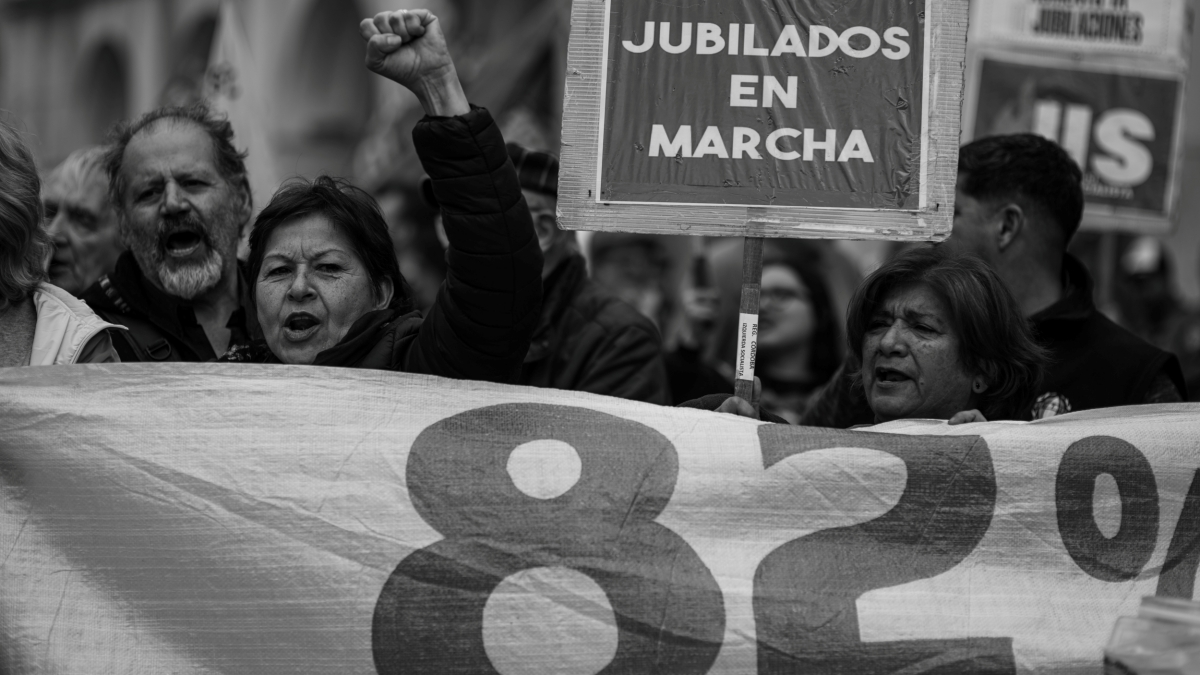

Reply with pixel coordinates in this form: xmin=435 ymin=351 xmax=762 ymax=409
xmin=973 ymin=379 xmax=987 ymax=393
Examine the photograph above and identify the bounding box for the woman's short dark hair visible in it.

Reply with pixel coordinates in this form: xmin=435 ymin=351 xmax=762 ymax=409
xmin=247 ymin=176 xmax=413 ymax=314
xmin=760 ymin=249 xmax=843 ymax=386
xmin=0 ymin=119 xmax=47 ymax=309
xmin=845 ymin=247 xmax=1048 ymax=420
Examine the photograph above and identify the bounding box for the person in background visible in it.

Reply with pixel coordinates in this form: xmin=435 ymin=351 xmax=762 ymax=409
xmin=220 ymin=9 xmax=541 ymax=379
xmin=427 ymin=143 xmax=669 ymax=403
xmin=802 ymin=134 xmax=1186 ymax=427
xmin=41 ymin=147 xmax=125 ymax=296
xmin=589 ymin=232 xmax=688 ymax=333
xmin=0 ymin=120 xmax=121 ymax=366
xmin=81 ymin=103 xmax=260 ymax=362
xmin=374 ymin=181 xmax=445 ymax=312
xmin=753 ymin=250 xmax=843 ymax=423
xmin=1112 ymin=235 xmax=1184 ymax=350
xmin=666 ymin=252 xmax=734 ymax=403
xmin=708 ymin=248 xmax=1047 ymax=426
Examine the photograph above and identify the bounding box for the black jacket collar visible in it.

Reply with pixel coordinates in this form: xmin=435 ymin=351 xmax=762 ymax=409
xmin=1030 ymin=254 xmax=1095 ymax=328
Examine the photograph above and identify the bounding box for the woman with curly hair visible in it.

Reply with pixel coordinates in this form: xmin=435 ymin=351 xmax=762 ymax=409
xmin=0 ymin=120 xmax=120 ymax=366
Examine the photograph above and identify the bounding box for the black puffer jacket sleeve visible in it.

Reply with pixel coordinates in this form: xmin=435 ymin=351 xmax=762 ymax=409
xmin=402 ymin=106 xmax=543 ymax=382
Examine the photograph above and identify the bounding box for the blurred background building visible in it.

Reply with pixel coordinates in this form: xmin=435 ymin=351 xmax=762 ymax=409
xmin=0 ymin=0 xmax=1199 ymax=310
xmin=0 ymin=0 xmax=569 ymax=185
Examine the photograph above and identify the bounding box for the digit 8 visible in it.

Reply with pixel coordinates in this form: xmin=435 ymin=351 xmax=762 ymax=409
xmin=372 ymin=403 xmax=725 ymax=674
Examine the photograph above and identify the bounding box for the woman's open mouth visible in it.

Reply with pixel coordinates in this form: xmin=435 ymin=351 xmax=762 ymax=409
xmin=874 ymin=367 xmax=911 ymax=386
xmin=164 ymin=230 xmax=205 ymax=258
xmin=282 ymin=312 xmax=321 ymax=342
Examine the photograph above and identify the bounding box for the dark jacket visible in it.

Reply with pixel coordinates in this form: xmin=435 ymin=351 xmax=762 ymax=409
xmin=518 ymin=253 xmax=670 ymax=403
xmin=1028 ymin=254 xmax=1185 ymax=414
xmin=82 ymin=254 xmax=260 ymax=362
xmin=794 ymin=254 xmax=1187 ymax=426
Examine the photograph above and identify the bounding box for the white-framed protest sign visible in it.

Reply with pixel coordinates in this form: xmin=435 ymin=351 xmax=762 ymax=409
xmin=558 ymin=0 xmax=969 ymax=241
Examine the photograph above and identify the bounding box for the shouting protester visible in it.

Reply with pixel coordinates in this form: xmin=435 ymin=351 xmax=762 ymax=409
xmin=219 ymin=9 xmax=541 ymax=380
xmin=802 ymin=134 xmax=1187 ymax=427
xmin=81 ymin=105 xmax=259 ymax=362
xmin=708 ymin=248 xmax=1047 ymax=425
xmin=41 ymin=147 xmax=125 ymax=296
xmin=424 ymin=144 xmax=668 ymax=402
xmin=0 ymin=121 xmax=121 ymax=366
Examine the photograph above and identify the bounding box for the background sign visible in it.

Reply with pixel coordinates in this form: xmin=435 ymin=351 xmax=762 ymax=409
xmin=964 ymin=53 xmax=1183 ymax=222
xmin=558 ymin=0 xmax=969 ymax=240
xmin=598 ymin=0 xmax=927 ymax=210
xmin=964 ymin=0 xmax=1190 ymax=233
xmin=970 ymin=0 xmax=1189 ymax=60
xmin=2 ymin=364 xmax=1199 ymax=673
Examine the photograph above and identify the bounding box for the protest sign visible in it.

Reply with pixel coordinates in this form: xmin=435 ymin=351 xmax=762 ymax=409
xmin=963 ymin=0 xmax=1190 ymax=233
xmin=558 ymin=0 xmax=969 ymax=240
xmin=970 ymin=0 xmax=1190 ymax=61
xmin=962 ymin=51 xmax=1186 ymax=232
xmin=2 ymin=364 xmax=1198 ymax=674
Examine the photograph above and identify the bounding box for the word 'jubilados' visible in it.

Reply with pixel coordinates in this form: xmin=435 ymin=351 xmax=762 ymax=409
xmin=620 ymin=22 xmax=911 ymax=164
xmin=623 ymin=22 xmax=912 ymax=59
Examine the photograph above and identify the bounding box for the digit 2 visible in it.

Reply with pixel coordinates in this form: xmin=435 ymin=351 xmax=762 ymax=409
xmin=754 ymin=426 xmax=1015 ymax=674
xmin=372 ymin=403 xmax=725 ymax=674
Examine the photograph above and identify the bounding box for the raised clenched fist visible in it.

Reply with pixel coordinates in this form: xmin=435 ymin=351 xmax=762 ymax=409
xmin=359 ymin=9 xmax=469 ymax=117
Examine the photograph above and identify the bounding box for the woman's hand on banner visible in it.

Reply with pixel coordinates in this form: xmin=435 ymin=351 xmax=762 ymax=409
xmin=360 ymin=9 xmax=470 ymax=117
xmin=716 ymin=377 xmax=762 ymax=420
xmin=948 ymin=409 xmax=988 ymax=425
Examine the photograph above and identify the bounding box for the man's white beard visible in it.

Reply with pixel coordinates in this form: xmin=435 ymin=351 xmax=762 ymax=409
xmin=156 ymin=251 xmax=225 ymax=300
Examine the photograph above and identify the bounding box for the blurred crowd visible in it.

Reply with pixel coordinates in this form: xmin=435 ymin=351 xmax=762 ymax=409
xmin=1 ymin=7 xmax=1197 ymax=429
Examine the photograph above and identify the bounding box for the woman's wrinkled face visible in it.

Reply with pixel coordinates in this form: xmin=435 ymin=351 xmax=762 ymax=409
xmin=860 ymin=283 xmax=976 ymax=422
xmin=256 ymin=215 xmax=391 ymax=365
xmin=758 ymin=265 xmax=816 ymax=351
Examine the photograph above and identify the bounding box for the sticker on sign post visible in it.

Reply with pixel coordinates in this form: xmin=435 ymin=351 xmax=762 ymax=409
xmin=735 ymin=313 xmax=758 ymax=382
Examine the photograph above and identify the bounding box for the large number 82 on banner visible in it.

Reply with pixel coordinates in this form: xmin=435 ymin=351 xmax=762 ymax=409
xmin=367 ymin=404 xmax=1200 ymax=674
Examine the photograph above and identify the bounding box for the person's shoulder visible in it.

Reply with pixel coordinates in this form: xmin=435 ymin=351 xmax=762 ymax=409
xmin=80 ymin=254 xmax=145 ymax=317
xmin=569 ymin=280 xmax=661 ymax=341
xmin=80 ymin=277 xmax=116 ymax=312
xmin=1083 ymin=307 xmax=1173 ymax=359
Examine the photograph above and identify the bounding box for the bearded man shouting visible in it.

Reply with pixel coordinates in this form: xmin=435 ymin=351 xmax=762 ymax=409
xmin=82 ymin=106 xmax=261 ymax=362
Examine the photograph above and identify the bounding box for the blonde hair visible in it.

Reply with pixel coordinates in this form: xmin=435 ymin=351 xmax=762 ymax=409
xmin=0 ymin=120 xmax=46 ymax=309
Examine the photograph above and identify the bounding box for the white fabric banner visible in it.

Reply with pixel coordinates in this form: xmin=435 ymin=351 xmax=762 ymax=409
xmin=1 ymin=364 xmax=1197 ymax=674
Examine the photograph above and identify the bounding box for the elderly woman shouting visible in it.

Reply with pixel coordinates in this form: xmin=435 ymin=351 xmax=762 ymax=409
xmin=222 ymin=9 xmax=541 ymax=378
xmin=713 ymin=247 xmax=1047 ymax=424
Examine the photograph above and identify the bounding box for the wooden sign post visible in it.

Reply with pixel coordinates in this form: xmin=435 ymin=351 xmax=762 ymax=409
xmin=558 ymin=0 xmax=971 ymax=397
xmin=733 ymin=237 xmax=763 ymax=402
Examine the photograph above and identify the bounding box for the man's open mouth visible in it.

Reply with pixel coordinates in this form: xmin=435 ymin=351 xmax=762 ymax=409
xmin=163 ymin=230 xmax=205 ymax=258
xmin=282 ymin=312 xmax=321 ymax=341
